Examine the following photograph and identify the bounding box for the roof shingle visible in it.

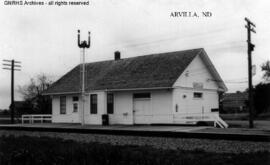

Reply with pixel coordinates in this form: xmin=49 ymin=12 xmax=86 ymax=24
xmin=43 ymin=48 xmax=202 ymax=94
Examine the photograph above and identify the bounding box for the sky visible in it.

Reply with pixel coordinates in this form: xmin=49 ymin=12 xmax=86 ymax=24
xmin=0 ymin=0 xmax=269 ymax=109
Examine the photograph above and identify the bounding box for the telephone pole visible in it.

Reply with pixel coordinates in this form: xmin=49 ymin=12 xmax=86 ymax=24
xmin=2 ymin=59 xmax=21 ymax=124
xmin=245 ymin=17 xmax=256 ymax=128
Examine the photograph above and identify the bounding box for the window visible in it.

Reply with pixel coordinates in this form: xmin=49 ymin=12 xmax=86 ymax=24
xmin=60 ymin=96 xmax=66 ymax=114
xmin=133 ymin=93 xmax=151 ymax=99
xmin=73 ymin=96 xmax=79 ymax=102
xmin=107 ymin=93 xmax=114 ymax=114
xmin=193 ymin=92 xmax=203 ymax=99
xmin=211 ymin=108 xmax=219 ymax=112
xmin=73 ymin=103 xmax=78 ymax=112
xmin=90 ymin=94 xmax=97 ymax=114
xmin=73 ymin=96 xmax=79 ymax=113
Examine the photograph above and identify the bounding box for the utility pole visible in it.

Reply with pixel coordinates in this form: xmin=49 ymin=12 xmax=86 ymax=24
xmin=77 ymin=30 xmax=91 ymax=126
xmin=245 ymin=17 xmax=256 ymax=128
xmin=2 ymin=59 xmax=21 ymax=124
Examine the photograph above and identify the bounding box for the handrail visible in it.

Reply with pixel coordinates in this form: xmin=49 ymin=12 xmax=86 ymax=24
xmin=22 ymin=114 xmax=52 ymax=124
xmin=173 ymin=112 xmax=228 ymax=128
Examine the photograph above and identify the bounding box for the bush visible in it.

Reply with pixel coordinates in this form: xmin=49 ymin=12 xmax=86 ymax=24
xmin=0 ymin=135 xmax=269 ymax=165
xmin=254 ymin=83 xmax=270 ymax=115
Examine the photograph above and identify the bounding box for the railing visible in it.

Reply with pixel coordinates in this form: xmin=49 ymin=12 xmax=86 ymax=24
xmin=173 ymin=112 xmax=228 ymax=128
xmin=213 ymin=114 xmax=229 ymax=128
xmin=21 ymin=114 xmax=52 ymax=124
xmin=20 ymin=113 xmax=228 ymax=128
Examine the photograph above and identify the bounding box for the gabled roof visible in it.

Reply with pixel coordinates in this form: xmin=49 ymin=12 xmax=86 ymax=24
xmin=43 ymin=48 xmax=226 ymax=95
xmin=221 ymin=92 xmax=248 ymax=102
xmin=198 ymin=49 xmax=227 ymax=92
xmin=221 ymin=92 xmax=248 ymax=107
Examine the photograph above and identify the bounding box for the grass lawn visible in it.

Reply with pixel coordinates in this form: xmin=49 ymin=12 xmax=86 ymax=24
xmin=220 ymin=112 xmax=270 ymax=121
xmin=220 ymin=112 xmax=270 ymax=130
xmin=0 ymin=135 xmax=269 ymax=165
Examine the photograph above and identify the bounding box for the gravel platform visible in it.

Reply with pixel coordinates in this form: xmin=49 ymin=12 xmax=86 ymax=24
xmin=0 ymin=130 xmax=269 ymax=154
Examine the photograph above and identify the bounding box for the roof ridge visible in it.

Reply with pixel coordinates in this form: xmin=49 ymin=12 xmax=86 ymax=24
xmin=82 ymin=48 xmax=204 ymax=65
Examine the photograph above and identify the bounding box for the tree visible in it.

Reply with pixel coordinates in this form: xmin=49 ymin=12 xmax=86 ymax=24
xmin=254 ymin=83 xmax=270 ymax=115
xmin=252 ymin=61 xmax=270 ymax=115
xmin=261 ymin=60 xmax=270 ymax=82
xmin=18 ymin=74 xmax=54 ymax=114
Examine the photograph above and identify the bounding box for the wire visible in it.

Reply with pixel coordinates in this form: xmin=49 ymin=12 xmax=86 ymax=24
xmin=104 ymin=24 xmax=244 ymax=48
xmin=124 ymin=35 xmax=245 ymax=49
xmin=225 ymin=81 xmax=248 ymax=84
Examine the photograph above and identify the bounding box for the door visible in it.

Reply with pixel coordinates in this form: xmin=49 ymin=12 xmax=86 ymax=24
xmin=192 ymin=92 xmax=204 ymax=114
xmin=133 ymin=99 xmax=151 ymax=124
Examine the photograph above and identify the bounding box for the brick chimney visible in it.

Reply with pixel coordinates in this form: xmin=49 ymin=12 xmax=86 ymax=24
xmin=114 ymin=51 xmax=121 ymax=60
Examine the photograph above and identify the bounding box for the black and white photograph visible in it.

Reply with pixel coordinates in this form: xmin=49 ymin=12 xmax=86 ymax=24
xmin=0 ymin=0 xmax=269 ymax=164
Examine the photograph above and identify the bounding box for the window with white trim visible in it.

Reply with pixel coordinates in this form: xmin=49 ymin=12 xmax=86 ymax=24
xmin=60 ymin=96 xmax=66 ymax=114
xmin=193 ymin=92 xmax=203 ymax=99
xmin=107 ymin=93 xmax=114 ymax=114
xmin=72 ymin=96 xmax=79 ymax=113
xmin=133 ymin=93 xmax=151 ymax=99
xmin=90 ymin=94 xmax=98 ymax=114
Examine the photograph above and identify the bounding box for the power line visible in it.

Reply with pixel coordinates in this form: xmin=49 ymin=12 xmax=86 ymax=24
xmin=255 ymin=55 xmax=269 ymax=62
xmin=225 ymin=81 xmax=248 ymax=84
xmin=124 ymin=34 xmax=245 ymax=49
xmin=105 ymin=24 xmax=244 ymax=48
